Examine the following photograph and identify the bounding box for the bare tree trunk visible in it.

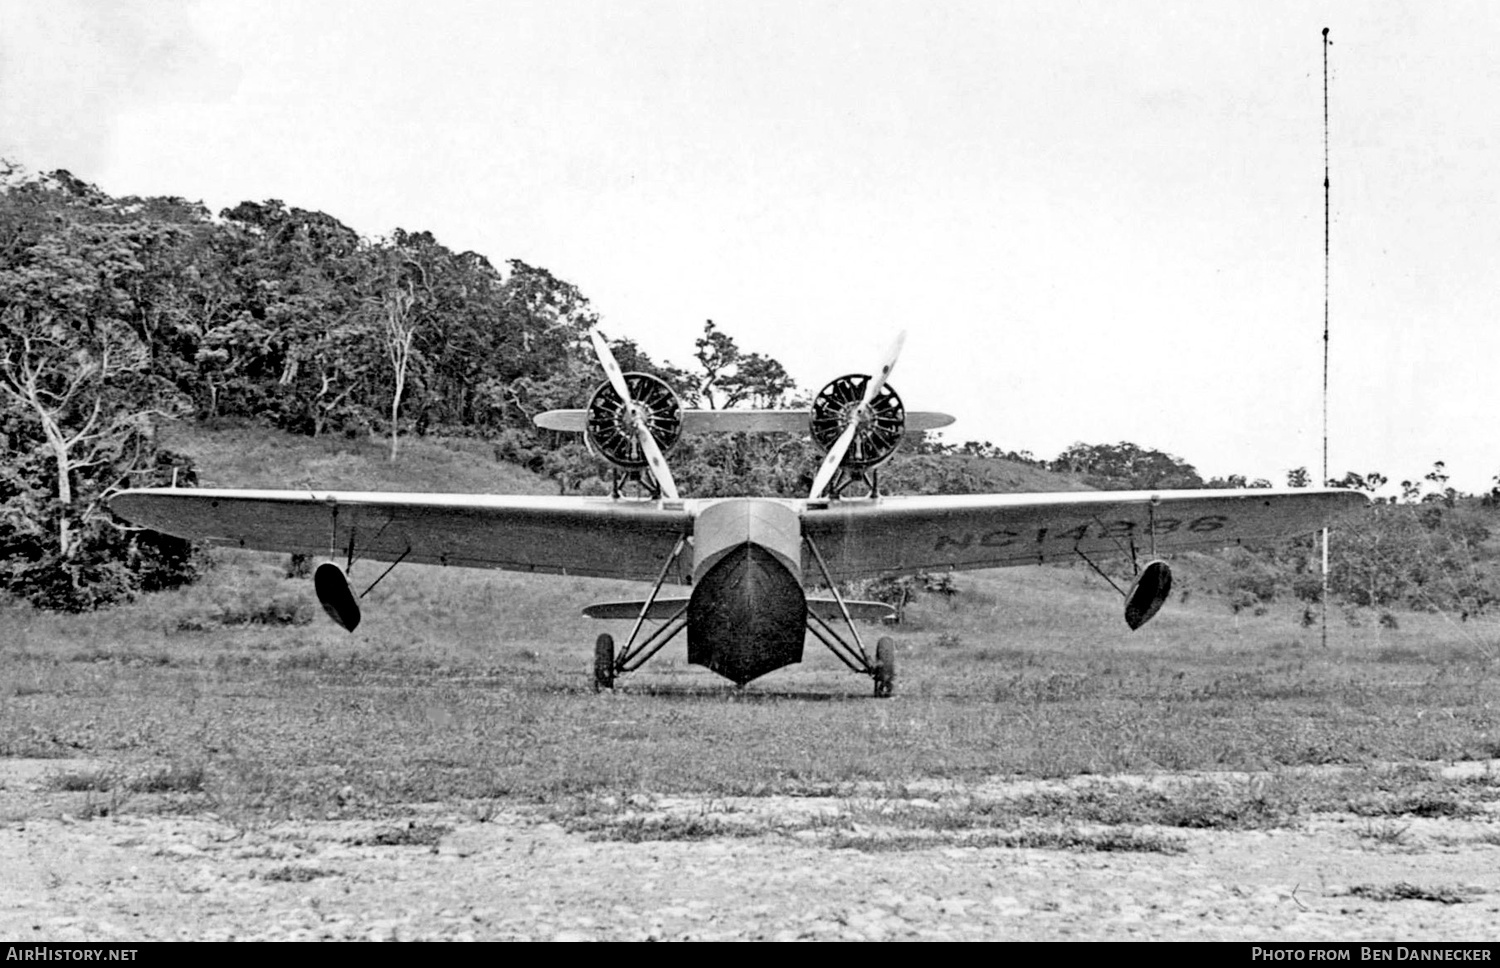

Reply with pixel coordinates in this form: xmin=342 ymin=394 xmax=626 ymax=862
xmin=387 ymin=306 xmax=412 ymax=462
xmin=383 ymin=268 xmax=420 ymax=462
xmin=45 ymin=424 xmax=73 ymax=558
xmin=389 ymin=339 xmax=407 ymax=461
xmin=2 ymin=322 xmax=150 ymax=567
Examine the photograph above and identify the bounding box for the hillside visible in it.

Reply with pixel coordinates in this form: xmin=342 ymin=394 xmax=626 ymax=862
xmin=157 ymin=421 xmax=556 ymax=496
xmin=159 ymin=421 xmax=1091 ymax=499
xmin=946 ymin=454 xmax=1093 ymax=494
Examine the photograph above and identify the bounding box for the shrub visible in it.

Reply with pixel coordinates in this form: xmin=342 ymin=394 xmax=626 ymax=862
xmin=0 ymin=443 xmax=203 ymax=611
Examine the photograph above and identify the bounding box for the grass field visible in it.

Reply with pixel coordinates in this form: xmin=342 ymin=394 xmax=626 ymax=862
xmin=157 ymin=420 xmax=555 ymax=495
xmin=4 ymin=546 xmax=1499 ymax=834
xmin=4 ymin=425 xmax=1499 ymax=839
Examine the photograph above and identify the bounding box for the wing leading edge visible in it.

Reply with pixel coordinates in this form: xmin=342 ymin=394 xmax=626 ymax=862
xmin=109 ymin=489 xmax=693 ymax=583
xmin=800 ymin=488 xmax=1368 ymax=583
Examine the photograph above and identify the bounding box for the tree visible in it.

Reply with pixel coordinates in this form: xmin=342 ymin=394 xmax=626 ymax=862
xmin=1049 ymin=442 xmax=1204 ymax=490
xmin=365 ymin=245 xmax=428 ymax=460
xmin=465 ymin=260 xmax=600 ymax=434
xmin=1327 ymin=471 xmax=1385 ymax=494
xmin=0 ymin=183 xmax=200 ymax=608
xmin=405 ymin=246 xmax=502 ymax=432
xmin=693 ymin=320 xmax=737 ymax=409
xmin=0 ymin=224 xmax=186 ymax=559
xmin=212 ymin=200 xmax=373 ymax=436
xmin=722 ymin=351 xmax=794 ymax=409
xmin=382 ymin=277 xmax=417 ymax=459
xmin=1326 ymin=501 xmax=1498 ymax=615
xmin=1 ymin=317 xmax=144 ymax=557
xmin=691 ymin=320 xmax=795 ymax=409
xmin=1423 ymin=461 xmax=1457 ymax=508
xmin=1205 ymin=474 xmax=1275 ymax=489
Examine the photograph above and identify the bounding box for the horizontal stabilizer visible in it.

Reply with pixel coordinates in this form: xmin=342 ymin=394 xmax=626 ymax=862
xmin=583 ymin=597 xmax=896 ymax=622
xmin=583 ymin=598 xmax=691 ymax=620
xmin=808 ymin=597 xmax=897 ymax=622
xmin=537 ymin=409 xmax=954 ymax=434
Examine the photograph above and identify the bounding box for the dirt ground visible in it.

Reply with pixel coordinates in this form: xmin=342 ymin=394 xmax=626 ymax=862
xmin=3 ymin=758 xmax=1498 ymax=942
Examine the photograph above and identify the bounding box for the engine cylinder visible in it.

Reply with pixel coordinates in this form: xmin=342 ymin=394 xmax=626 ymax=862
xmin=584 ymin=372 xmax=682 ymax=470
xmin=809 ymin=374 xmax=907 ymax=471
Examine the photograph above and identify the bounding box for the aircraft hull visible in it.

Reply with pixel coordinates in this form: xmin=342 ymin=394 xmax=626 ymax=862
xmin=688 ymin=499 xmax=806 ymax=684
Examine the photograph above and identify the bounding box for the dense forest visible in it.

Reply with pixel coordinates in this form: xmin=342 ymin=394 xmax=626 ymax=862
xmin=2 ymin=161 xmax=1497 ymax=620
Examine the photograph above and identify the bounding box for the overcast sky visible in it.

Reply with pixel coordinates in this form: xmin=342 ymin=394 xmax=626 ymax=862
xmin=3 ymin=0 xmax=1496 ymax=494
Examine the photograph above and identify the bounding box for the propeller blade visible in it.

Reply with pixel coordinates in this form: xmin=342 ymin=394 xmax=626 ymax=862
xmin=860 ymin=330 xmax=906 ymax=409
xmin=807 ymin=331 xmax=908 ymax=500
xmin=589 ymin=328 xmax=633 ymax=405
xmin=809 ymin=419 xmax=859 ymax=500
xmin=635 ymin=422 xmax=680 ymax=500
xmin=590 ymin=327 xmax=679 ymax=500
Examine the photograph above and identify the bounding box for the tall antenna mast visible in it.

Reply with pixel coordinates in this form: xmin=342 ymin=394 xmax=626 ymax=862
xmin=1321 ymin=26 xmax=1332 ymax=647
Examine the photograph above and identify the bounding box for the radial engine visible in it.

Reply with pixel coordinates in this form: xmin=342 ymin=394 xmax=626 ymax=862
xmin=584 ymin=372 xmax=682 ymax=493
xmin=808 ymin=373 xmax=907 ymax=494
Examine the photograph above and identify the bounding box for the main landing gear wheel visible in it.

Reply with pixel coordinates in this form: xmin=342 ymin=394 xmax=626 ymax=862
xmin=594 ymin=633 xmax=615 ymax=692
xmin=874 ymin=636 xmax=896 ymax=698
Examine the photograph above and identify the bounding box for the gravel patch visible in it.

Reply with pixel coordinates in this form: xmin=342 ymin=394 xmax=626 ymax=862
xmin=2 ymin=759 xmax=1498 ymax=941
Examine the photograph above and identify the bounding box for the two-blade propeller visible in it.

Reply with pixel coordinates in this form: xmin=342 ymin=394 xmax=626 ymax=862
xmin=808 ymin=330 xmax=907 ymax=500
xmin=589 ymin=328 xmax=680 ymax=500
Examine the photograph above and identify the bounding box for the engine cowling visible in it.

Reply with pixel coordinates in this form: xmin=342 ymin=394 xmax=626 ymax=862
xmin=809 ymin=374 xmax=907 ymax=471
xmin=584 ymin=372 xmax=683 ymax=470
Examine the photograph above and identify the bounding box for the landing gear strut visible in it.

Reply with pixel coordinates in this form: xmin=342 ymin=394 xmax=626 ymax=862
xmin=802 ymin=536 xmax=899 ymax=698
xmin=590 ymin=537 xmax=689 ymax=691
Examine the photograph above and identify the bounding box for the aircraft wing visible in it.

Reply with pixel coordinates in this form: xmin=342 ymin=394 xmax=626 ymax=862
xmin=109 ymin=489 xmax=693 ymax=583
xmin=534 ymin=409 xmax=955 ymax=434
xmin=800 ymin=488 xmax=1368 ymax=583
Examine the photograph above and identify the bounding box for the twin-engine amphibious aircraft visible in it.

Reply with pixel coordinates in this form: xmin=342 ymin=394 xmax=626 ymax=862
xmin=111 ymin=330 xmax=1365 ymax=696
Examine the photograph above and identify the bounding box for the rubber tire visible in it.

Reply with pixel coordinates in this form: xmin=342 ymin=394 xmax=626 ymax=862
xmin=873 ymin=636 xmax=896 ymax=698
xmin=594 ymin=633 xmax=615 ymax=692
